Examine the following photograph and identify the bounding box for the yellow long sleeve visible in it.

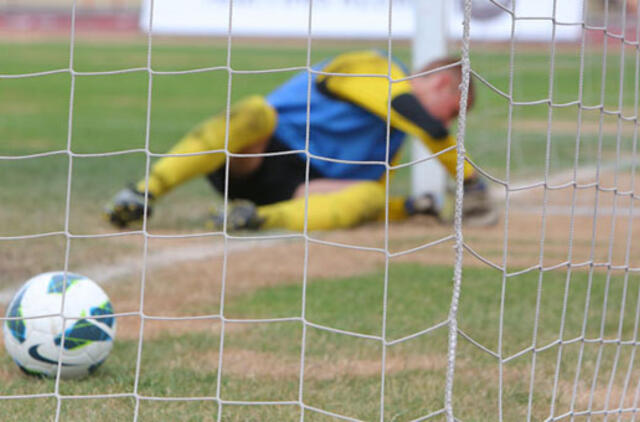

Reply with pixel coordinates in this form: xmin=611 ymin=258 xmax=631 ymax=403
xmin=316 ymin=51 xmax=474 ymax=180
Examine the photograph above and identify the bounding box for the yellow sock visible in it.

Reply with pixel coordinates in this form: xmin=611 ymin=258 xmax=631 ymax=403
xmin=137 ymin=95 xmax=277 ymax=197
xmin=258 ymin=182 xmax=386 ymax=232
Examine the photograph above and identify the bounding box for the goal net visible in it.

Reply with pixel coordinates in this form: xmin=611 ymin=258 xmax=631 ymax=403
xmin=1 ymin=0 xmax=640 ymax=421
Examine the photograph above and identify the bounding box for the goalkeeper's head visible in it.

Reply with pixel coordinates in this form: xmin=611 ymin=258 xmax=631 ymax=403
xmin=410 ymin=57 xmax=475 ymax=127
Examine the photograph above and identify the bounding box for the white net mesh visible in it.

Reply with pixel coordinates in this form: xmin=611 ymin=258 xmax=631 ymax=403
xmin=2 ymin=0 xmax=640 ymax=420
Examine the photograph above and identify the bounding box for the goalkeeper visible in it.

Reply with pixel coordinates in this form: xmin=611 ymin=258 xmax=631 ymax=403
xmin=105 ymin=50 xmax=494 ymax=231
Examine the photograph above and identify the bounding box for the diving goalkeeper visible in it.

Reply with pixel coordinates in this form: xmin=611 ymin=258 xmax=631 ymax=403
xmin=105 ymin=50 xmax=494 ymax=231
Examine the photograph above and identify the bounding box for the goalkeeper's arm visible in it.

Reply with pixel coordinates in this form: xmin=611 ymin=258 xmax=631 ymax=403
xmin=315 ymin=51 xmax=476 ymax=182
xmin=314 ymin=54 xmax=496 ymax=227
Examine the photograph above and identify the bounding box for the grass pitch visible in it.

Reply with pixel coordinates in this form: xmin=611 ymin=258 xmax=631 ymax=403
xmin=1 ymin=38 xmax=640 ymax=421
xmin=2 ymin=39 xmax=637 ymax=236
xmin=3 ymin=264 xmax=640 ymax=421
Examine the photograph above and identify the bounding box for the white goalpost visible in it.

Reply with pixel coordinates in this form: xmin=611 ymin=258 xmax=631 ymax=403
xmin=410 ymin=0 xmax=448 ymax=202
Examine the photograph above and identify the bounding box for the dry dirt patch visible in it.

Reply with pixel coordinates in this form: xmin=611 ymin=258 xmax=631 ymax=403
xmin=2 ymin=170 xmax=638 ymax=344
xmin=72 ymin=170 xmax=640 ymax=323
xmin=515 ymin=118 xmax=639 ymax=137
xmin=180 ymin=345 xmax=640 ymax=413
xmin=191 ymin=348 xmax=449 ymax=381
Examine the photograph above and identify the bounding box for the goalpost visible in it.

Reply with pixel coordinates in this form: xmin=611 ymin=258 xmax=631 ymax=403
xmin=4 ymin=0 xmax=640 ymax=421
xmin=410 ymin=0 xmax=448 ymax=202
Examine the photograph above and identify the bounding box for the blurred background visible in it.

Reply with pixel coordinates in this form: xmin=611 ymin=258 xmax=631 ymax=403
xmin=2 ymin=2 xmax=640 ymax=420
xmin=0 ymin=0 xmax=635 ymax=31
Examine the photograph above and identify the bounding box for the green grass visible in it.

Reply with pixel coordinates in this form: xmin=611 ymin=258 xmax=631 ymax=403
xmin=2 ymin=39 xmax=639 ymax=421
xmin=2 ymin=41 xmax=636 ymax=235
xmin=2 ymin=41 xmax=413 ymax=234
xmin=2 ymin=42 xmax=411 ymax=156
xmin=3 ymin=264 xmax=640 ymax=421
xmin=466 ymin=46 xmax=640 ymax=179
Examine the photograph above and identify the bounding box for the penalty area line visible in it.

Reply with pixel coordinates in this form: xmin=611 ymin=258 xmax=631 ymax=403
xmin=0 ymin=238 xmax=288 ymax=306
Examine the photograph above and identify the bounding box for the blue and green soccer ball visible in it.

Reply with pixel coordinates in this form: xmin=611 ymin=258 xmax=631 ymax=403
xmin=3 ymin=272 xmax=116 ymax=378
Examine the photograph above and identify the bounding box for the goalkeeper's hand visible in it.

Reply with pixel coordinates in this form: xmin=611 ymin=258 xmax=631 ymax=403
xmin=104 ymin=186 xmax=153 ymax=228
xmin=207 ymin=200 xmax=265 ymax=231
xmin=440 ymin=176 xmax=499 ymax=227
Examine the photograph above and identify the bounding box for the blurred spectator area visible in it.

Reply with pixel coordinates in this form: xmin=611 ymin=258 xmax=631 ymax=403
xmin=0 ymin=0 xmax=636 ymax=37
xmin=0 ymin=0 xmax=141 ymax=33
xmin=0 ymin=0 xmax=635 ymax=16
xmin=0 ymin=0 xmax=140 ymax=13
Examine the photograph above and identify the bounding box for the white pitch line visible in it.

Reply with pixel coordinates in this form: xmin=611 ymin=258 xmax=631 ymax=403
xmin=511 ymin=205 xmax=640 ymax=217
xmin=2 ymin=163 xmax=635 ymax=304
xmin=489 ymin=160 xmax=639 ymax=203
xmin=0 ymin=238 xmax=286 ymax=306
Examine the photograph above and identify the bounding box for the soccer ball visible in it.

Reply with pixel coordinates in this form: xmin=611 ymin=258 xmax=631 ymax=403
xmin=3 ymin=272 xmax=116 ymax=378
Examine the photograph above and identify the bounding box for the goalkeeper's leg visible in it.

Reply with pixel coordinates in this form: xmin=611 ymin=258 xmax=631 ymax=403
xmin=208 ymin=180 xmax=443 ymax=232
xmin=105 ymin=96 xmax=277 ymax=227
xmin=209 ymin=181 xmax=387 ymax=232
